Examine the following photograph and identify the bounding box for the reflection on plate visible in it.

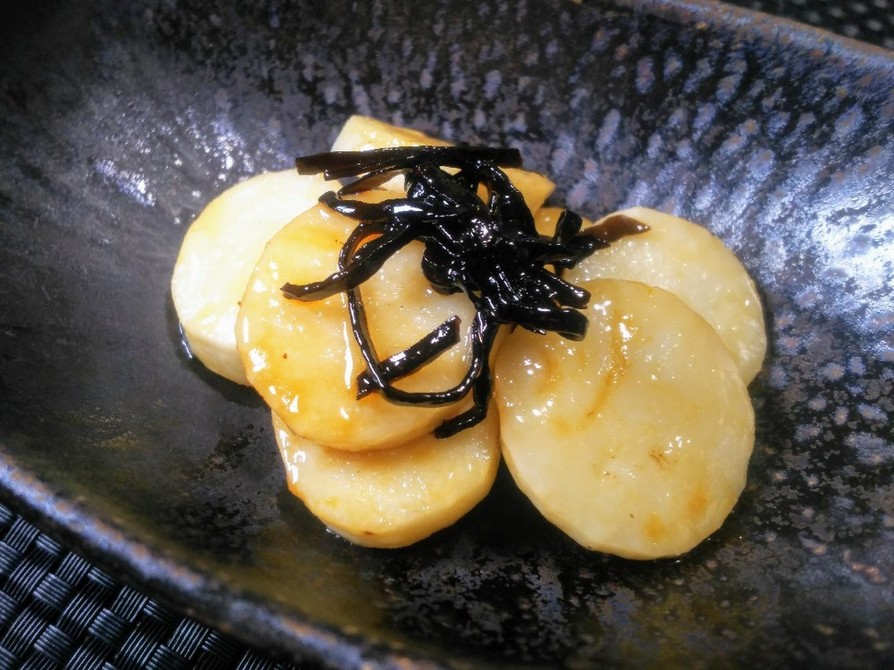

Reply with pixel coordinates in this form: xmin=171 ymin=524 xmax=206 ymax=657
xmin=1 ymin=0 xmax=892 ymax=667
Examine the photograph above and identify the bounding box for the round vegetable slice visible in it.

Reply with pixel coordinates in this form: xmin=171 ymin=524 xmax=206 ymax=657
xmin=535 ymin=207 xmax=767 ymax=384
xmin=171 ymin=169 xmax=328 ymax=384
xmin=494 ymin=278 xmax=755 ymax=559
xmin=555 ymin=206 xmax=767 ymax=384
xmin=236 ymin=192 xmax=480 ymax=450
xmin=272 ymin=406 xmax=500 ymax=548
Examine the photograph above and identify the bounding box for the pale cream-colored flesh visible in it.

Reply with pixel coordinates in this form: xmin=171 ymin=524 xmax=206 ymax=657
xmin=236 ymin=191 xmax=481 ymax=451
xmin=272 ymin=406 xmax=500 ymax=548
xmin=535 ymin=206 xmax=766 ymax=384
xmin=171 ymin=170 xmax=329 ymax=384
xmin=494 ymin=278 xmax=754 ymax=559
xmin=332 ymin=114 xmax=556 ymax=212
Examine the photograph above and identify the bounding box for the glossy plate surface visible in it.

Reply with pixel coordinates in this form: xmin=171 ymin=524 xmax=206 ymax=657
xmin=1 ymin=1 xmax=892 ymax=667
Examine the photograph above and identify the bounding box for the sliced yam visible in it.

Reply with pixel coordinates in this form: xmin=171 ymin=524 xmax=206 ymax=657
xmin=236 ymin=191 xmax=480 ymax=450
xmin=171 ymin=169 xmax=328 ymax=384
xmin=545 ymin=206 xmax=766 ymax=383
xmin=272 ymin=406 xmax=500 ymax=548
xmin=331 ymin=114 xmax=555 ymax=212
xmin=494 ymin=278 xmax=754 ymax=559
xmin=331 ymin=114 xmax=444 ymax=153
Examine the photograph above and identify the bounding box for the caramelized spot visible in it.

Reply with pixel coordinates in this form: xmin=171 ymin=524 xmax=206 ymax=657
xmin=686 ymin=488 xmax=709 ymax=522
xmin=649 ymin=449 xmax=670 ymax=469
xmin=643 ymin=513 xmax=667 ymax=542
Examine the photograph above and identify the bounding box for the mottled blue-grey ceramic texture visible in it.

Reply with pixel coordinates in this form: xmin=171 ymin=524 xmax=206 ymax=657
xmin=1 ymin=0 xmax=892 ymax=667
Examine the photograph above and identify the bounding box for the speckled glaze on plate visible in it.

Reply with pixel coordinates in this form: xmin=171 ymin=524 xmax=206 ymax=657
xmin=1 ymin=0 xmax=892 ymax=667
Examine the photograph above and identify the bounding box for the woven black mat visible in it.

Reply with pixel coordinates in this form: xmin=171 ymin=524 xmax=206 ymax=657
xmin=0 ymin=503 xmax=299 ymax=670
xmin=0 ymin=3 xmax=890 ymax=670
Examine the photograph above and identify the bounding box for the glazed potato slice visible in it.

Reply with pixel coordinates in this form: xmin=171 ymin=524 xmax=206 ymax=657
xmin=548 ymin=206 xmax=766 ymax=383
xmin=494 ymin=279 xmax=754 ymax=559
xmin=171 ymin=169 xmax=328 ymax=384
xmin=272 ymin=406 xmax=500 ymax=548
xmin=236 ymin=191 xmax=480 ymax=450
xmin=332 ymin=114 xmax=556 ymax=212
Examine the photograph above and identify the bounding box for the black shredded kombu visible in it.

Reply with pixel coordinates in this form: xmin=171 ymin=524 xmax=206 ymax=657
xmin=284 ymin=145 xmax=646 ymax=437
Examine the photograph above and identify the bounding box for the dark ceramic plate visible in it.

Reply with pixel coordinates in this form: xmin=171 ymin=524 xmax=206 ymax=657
xmin=1 ymin=0 xmax=892 ymax=667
